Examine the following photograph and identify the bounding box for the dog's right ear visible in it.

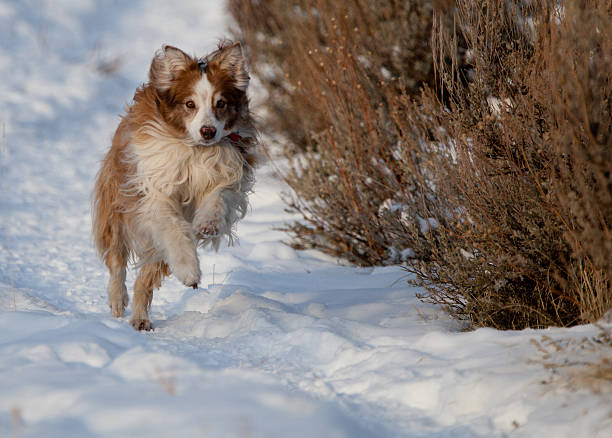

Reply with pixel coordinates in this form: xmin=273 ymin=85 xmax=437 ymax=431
xmin=149 ymin=45 xmax=191 ymax=92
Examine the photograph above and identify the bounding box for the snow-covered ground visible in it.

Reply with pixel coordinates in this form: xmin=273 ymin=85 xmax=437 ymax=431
xmin=0 ymin=1 xmax=610 ymax=437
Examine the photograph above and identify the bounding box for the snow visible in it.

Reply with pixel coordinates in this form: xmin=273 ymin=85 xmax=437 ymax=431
xmin=1 ymin=1 xmax=611 ymax=437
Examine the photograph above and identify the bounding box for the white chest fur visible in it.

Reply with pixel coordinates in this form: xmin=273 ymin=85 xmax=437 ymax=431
xmin=127 ymin=126 xmax=245 ymax=203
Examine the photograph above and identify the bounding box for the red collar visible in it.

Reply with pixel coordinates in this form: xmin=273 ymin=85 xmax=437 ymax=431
xmin=228 ymin=132 xmax=242 ymax=142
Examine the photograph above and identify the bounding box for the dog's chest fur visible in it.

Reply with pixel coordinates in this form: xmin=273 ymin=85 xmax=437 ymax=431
xmin=128 ymin=125 xmax=245 ymax=204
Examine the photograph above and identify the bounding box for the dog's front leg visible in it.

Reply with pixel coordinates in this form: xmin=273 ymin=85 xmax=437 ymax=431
xmin=147 ymin=199 xmax=201 ymax=287
xmin=192 ymin=190 xmax=231 ymax=238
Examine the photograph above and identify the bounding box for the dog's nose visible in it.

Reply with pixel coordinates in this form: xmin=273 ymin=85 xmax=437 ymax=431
xmin=200 ymin=125 xmax=216 ymax=140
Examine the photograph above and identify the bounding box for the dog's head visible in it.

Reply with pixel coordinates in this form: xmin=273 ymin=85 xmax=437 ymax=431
xmin=149 ymin=42 xmax=250 ymax=146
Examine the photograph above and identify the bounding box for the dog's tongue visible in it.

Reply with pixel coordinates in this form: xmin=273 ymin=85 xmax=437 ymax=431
xmin=228 ymin=132 xmax=242 ymax=142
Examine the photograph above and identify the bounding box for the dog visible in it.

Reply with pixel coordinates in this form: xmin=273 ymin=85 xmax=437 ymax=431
xmin=92 ymin=42 xmax=256 ymax=330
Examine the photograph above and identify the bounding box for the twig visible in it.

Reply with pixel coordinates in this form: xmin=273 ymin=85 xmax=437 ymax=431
xmin=412 ymin=303 xmax=428 ymax=323
xmin=1 ymin=123 xmax=15 ymax=310
xmin=221 ymin=269 xmax=233 ymax=285
xmin=10 ymin=405 xmax=22 ymax=438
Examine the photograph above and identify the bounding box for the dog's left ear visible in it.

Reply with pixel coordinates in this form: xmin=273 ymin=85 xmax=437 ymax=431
xmin=215 ymin=42 xmax=249 ymax=91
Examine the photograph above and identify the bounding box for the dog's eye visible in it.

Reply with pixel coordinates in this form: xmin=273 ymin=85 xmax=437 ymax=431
xmin=215 ymin=99 xmax=226 ymax=109
xmin=185 ymin=100 xmax=196 ymax=109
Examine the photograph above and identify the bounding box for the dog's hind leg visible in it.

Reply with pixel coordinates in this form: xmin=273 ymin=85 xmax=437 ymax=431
xmin=93 ymin=142 xmax=131 ymax=318
xmin=130 ymin=261 xmax=169 ymax=331
xmin=105 ymin=245 xmax=129 ymax=318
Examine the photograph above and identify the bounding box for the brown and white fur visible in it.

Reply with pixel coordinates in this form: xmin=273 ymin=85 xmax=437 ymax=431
xmin=92 ymin=42 xmax=256 ymax=331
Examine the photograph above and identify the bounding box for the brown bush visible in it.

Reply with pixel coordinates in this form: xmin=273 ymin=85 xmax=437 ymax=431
xmin=230 ymin=0 xmax=612 ymax=329
xmin=405 ymin=0 xmax=612 ymax=328
xmin=230 ymin=0 xmax=443 ymax=265
xmin=228 ymin=0 xmax=437 ymax=152
xmin=545 ymin=1 xmax=612 ymax=321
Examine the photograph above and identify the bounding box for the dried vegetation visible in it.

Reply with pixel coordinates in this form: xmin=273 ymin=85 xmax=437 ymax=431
xmin=230 ymin=0 xmax=612 ymax=329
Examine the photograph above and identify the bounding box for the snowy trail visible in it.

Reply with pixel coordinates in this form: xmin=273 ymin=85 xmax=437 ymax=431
xmin=1 ymin=1 xmax=611 ymax=437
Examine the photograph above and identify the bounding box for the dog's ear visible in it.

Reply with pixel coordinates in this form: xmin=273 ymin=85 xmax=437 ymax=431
xmin=149 ymin=45 xmax=191 ymax=92
xmin=214 ymin=42 xmax=249 ymax=91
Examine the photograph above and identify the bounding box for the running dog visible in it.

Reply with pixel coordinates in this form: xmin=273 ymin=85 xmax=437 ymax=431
xmin=92 ymin=42 xmax=256 ymax=330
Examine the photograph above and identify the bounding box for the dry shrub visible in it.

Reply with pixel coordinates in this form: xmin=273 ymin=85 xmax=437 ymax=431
xmin=230 ymin=0 xmax=612 ymax=329
xmin=405 ymin=0 xmax=612 ymax=328
xmin=228 ymin=0 xmax=437 ymax=151
xmin=545 ymin=1 xmax=612 ymax=321
xmin=229 ymin=0 xmax=442 ymax=265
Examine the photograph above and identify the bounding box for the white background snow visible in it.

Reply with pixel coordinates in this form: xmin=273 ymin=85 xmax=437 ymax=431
xmin=0 ymin=1 xmax=610 ymax=437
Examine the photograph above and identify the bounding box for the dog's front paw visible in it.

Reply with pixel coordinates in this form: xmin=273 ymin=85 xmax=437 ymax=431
xmin=170 ymin=255 xmax=201 ymax=288
xmin=193 ymin=205 xmax=228 ymax=239
xmin=196 ymin=220 xmax=220 ymax=237
xmin=130 ymin=318 xmax=153 ymax=331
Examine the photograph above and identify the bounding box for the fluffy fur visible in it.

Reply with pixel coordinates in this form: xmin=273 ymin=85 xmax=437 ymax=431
xmin=92 ymin=42 xmax=256 ymax=330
